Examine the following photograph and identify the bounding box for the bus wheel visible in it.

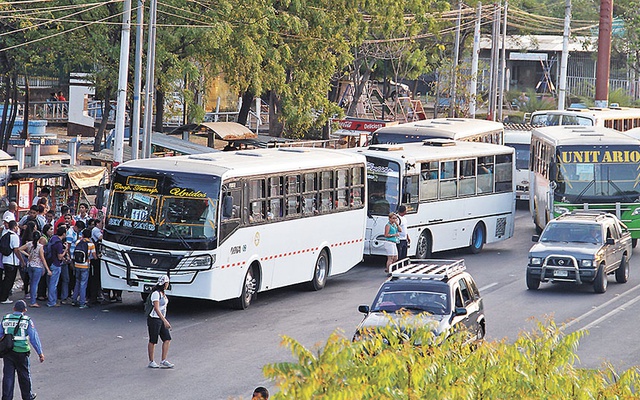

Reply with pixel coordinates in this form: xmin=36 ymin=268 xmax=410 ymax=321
xmin=309 ymin=249 xmax=329 ymax=291
xmin=416 ymin=231 xmax=432 ymax=259
xmin=233 ymin=266 xmax=257 ymax=310
xmin=632 ymin=239 xmax=637 ymax=248
xmin=594 ymin=264 xmax=608 ymax=294
xmin=468 ymin=223 xmax=485 ymax=254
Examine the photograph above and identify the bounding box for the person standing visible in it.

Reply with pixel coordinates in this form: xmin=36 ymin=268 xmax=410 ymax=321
xmin=31 ymin=188 xmax=49 ymax=208
xmin=147 ymin=275 xmax=174 ymax=369
xmin=0 ymin=221 xmax=23 ymax=304
xmin=1 ymin=300 xmax=44 ymax=400
xmin=74 ymin=203 xmax=89 ymax=225
xmin=89 ymin=219 xmax=103 ymax=304
xmin=396 ymin=205 xmax=410 ymax=260
xmin=72 ymin=228 xmax=95 ymax=309
xmin=61 ymin=220 xmax=84 ymax=305
xmin=46 ymin=226 xmax=67 ymax=308
xmin=383 ymin=213 xmax=401 ymax=274
xmin=1 ymin=203 xmax=17 ymax=224
xmin=18 ymin=232 xmax=50 ymax=308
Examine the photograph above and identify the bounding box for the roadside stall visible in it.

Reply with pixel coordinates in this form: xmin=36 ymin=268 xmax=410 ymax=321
xmin=10 ymin=164 xmax=109 ymax=214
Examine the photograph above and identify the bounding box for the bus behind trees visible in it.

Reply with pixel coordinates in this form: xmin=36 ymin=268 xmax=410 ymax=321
xmin=354 ymin=140 xmax=515 ymax=258
xmin=370 ymin=118 xmax=504 ymax=145
xmin=100 ymin=148 xmax=367 ymax=308
xmin=529 ymin=125 xmax=640 ymax=246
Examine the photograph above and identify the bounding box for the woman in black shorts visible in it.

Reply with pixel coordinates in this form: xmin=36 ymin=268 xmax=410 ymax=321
xmin=147 ymin=275 xmax=174 ymax=368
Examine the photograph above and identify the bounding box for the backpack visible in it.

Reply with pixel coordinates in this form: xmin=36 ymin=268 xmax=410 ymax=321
xmin=73 ymin=240 xmax=89 ymax=263
xmin=144 ymin=292 xmax=155 ymax=316
xmin=0 ymin=233 xmax=13 ymax=257
xmin=43 ymin=239 xmax=54 ymax=265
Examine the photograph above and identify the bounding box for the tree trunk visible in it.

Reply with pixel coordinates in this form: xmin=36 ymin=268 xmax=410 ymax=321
xmin=22 ymin=73 xmax=29 ymax=140
xmin=346 ymin=60 xmax=374 ymax=117
xmin=6 ymin=74 xmax=18 ymax=151
xmin=268 ymin=91 xmax=284 ymax=137
xmin=155 ymin=85 xmax=164 ymax=133
xmin=94 ymin=85 xmax=112 ymax=152
xmin=0 ymin=74 xmax=10 ymax=151
xmin=237 ymin=90 xmax=254 ymax=126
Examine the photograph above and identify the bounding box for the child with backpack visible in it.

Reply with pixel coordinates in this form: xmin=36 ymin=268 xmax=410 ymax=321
xmin=71 ymin=228 xmax=96 ymax=309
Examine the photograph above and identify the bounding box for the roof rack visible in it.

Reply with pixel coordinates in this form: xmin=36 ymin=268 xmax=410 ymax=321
xmin=389 ymin=258 xmax=466 ymax=281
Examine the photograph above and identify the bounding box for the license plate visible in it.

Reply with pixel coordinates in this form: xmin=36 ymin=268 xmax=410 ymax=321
xmin=521 ymin=194 xmax=530 ymax=200
xmin=553 ymin=270 xmax=568 ymax=277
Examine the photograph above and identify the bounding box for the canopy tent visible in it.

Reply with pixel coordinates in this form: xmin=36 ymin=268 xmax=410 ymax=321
xmin=168 ymin=122 xmax=258 ymax=148
xmin=11 ymin=164 xmax=109 ymax=190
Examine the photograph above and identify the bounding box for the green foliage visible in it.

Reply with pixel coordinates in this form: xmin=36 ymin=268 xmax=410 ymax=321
xmin=608 ymin=88 xmax=635 ymax=107
xmin=264 ymin=317 xmax=640 ymax=399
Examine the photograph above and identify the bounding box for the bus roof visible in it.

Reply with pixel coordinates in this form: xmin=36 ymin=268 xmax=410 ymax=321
xmin=353 ymin=140 xmax=513 ymax=163
xmin=504 ymin=129 xmax=532 ymax=145
xmin=532 ymin=125 xmax=640 ymax=146
xmin=532 ymin=107 xmax=640 ymax=120
xmin=373 ymin=118 xmax=503 ymax=138
xmin=116 ymin=147 xmax=367 ymax=178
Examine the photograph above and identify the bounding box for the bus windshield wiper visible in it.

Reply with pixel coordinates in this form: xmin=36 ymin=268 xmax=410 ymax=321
xmin=608 ymin=180 xmax=636 ymax=203
xmin=161 ymin=219 xmax=192 ymax=250
xmin=574 ymin=179 xmax=595 ymax=204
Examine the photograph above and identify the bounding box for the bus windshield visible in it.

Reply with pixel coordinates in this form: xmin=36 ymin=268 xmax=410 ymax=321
xmin=105 ymin=168 xmax=221 ymax=250
xmin=366 ymin=156 xmax=400 ymax=215
xmin=556 ymin=161 xmax=640 ymax=202
xmin=507 ymin=143 xmax=530 ymax=170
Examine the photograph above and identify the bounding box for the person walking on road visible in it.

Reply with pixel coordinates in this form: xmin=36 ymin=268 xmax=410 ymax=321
xmin=383 ymin=213 xmax=401 ymax=274
xmin=396 ymin=205 xmax=410 ymax=260
xmin=147 ymin=275 xmax=174 ymax=369
xmin=1 ymin=300 xmax=44 ymax=400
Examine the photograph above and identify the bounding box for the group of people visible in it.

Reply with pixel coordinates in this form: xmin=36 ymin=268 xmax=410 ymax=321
xmin=0 ymin=187 xmax=116 ymax=309
xmin=47 ymin=91 xmax=66 ymax=102
xmin=383 ymin=205 xmax=410 ymax=273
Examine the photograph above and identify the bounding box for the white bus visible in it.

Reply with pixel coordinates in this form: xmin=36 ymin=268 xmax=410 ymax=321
xmin=100 ymin=147 xmax=367 ymax=308
xmin=529 ymin=107 xmax=640 ymax=132
xmin=504 ymin=128 xmax=532 ymax=202
xmin=370 ymin=118 xmax=504 ymax=145
xmin=354 ymin=139 xmax=515 ymax=258
xmin=529 ymin=125 xmax=640 ymax=244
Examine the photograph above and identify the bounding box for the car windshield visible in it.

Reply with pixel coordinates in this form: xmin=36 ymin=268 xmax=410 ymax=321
xmin=540 ymin=222 xmax=602 ymax=244
xmin=372 ymin=290 xmax=449 ymax=315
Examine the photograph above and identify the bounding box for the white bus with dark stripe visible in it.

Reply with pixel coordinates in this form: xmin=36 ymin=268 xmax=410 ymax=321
xmin=101 ymin=148 xmax=367 ymax=308
xmin=352 ymin=139 xmax=515 ymax=258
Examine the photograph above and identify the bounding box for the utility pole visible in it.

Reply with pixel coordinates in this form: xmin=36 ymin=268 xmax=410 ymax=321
xmin=114 ymin=0 xmax=132 ymax=166
xmin=450 ymin=0 xmax=462 ymax=117
xmin=470 ymin=2 xmax=482 ymax=118
xmin=498 ymin=0 xmax=508 ymax=122
xmin=130 ymin=0 xmax=144 ymax=160
xmin=142 ymin=0 xmax=157 ymax=158
xmin=488 ymin=2 xmax=501 ymax=120
xmin=558 ymin=0 xmax=571 ymax=110
xmin=594 ymin=0 xmax=613 ymax=108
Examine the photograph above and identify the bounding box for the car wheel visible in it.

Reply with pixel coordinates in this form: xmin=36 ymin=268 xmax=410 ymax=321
xmin=468 ymin=223 xmax=485 ymax=254
xmin=233 ymin=266 xmax=257 ymax=310
xmin=594 ymin=264 xmax=608 ymax=294
xmin=416 ymin=231 xmax=432 ymax=259
xmin=526 ymin=270 xmax=540 ymax=290
xmin=309 ymin=249 xmax=329 ymax=291
xmin=632 ymin=239 xmax=637 ymax=249
xmin=476 ymin=323 xmax=485 ymax=341
xmin=615 ymin=254 xmax=629 ymax=284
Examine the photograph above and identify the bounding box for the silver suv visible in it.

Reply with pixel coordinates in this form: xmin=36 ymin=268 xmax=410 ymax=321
xmin=527 ymin=211 xmax=632 ymax=293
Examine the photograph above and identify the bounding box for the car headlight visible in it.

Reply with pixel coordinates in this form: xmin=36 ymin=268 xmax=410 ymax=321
xmin=581 ymin=259 xmax=593 ymax=268
xmin=554 ymin=206 xmax=570 ymax=215
xmin=530 ymin=257 xmax=542 ymax=266
xmin=632 ymin=207 xmax=640 ymax=216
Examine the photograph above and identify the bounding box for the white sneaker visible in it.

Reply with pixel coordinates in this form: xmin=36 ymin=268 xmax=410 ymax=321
xmin=1 ymin=299 xmax=12 ymax=304
xmin=148 ymin=361 xmax=160 ymax=369
xmin=160 ymin=360 xmax=174 ymax=368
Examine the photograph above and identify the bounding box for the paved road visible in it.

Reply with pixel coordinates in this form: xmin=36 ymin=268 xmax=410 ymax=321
xmin=9 ymin=207 xmax=640 ymax=399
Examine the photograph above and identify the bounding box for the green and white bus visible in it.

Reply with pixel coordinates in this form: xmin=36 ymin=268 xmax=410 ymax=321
xmin=529 ymin=125 xmax=640 ymax=246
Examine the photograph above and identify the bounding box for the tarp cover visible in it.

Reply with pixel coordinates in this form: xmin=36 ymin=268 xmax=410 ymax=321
xmin=199 ymin=122 xmax=257 ymax=140
xmin=11 ymin=164 xmax=109 ymax=189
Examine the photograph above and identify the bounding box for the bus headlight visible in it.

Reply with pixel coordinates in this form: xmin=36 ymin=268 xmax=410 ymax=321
xmin=554 ymin=206 xmax=570 ymax=215
xmin=176 ymin=254 xmax=214 ymax=271
xmin=632 ymin=207 xmax=640 ymax=216
xmin=530 ymin=257 xmax=542 ymax=266
xmin=101 ymin=246 xmax=125 ymax=264
xmin=581 ymin=259 xmax=593 ymax=268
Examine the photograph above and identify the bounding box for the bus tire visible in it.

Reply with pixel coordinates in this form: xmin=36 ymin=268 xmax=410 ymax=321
xmin=594 ymin=263 xmax=607 ymax=294
xmin=416 ymin=231 xmax=432 ymax=259
xmin=309 ymin=249 xmax=329 ymax=291
xmin=615 ymin=254 xmax=629 ymax=284
xmin=233 ymin=265 xmax=257 ymax=310
xmin=468 ymin=223 xmax=485 ymax=254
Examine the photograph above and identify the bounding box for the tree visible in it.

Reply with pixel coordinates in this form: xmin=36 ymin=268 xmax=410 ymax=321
xmin=264 ymin=317 xmax=640 ymax=398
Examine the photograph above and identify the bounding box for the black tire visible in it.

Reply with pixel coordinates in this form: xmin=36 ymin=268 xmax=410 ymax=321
xmin=468 ymin=223 xmax=485 ymax=254
xmin=615 ymin=255 xmax=629 ymax=283
xmin=526 ymin=270 xmax=540 ymax=290
xmin=233 ymin=266 xmax=257 ymax=310
xmin=476 ymin=323 xmax=485 ymax=341
xmin=632 ymin=239 xmax=637 ymax=249
xmin=309 ymin=249 xmax=329 ymax=291
xmin=415 ymin=231 xmax=432 ymax=259
xmin=594 ymin=264 xmax=608 ymax=294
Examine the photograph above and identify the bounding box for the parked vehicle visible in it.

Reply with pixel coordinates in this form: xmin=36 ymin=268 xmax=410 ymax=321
xmin=354 ymin=258 xmax=485 ymax=343
xmin=527 ymin=211 xmax=632 ymax=293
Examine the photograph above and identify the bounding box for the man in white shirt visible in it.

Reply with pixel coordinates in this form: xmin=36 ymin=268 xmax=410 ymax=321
xmin=396 ymin=205 xmax=411 ymax=260
xmin=1 ymin=202 xmax=16 ymax=224
xmin=31 ymin=187 xmax=50 ymax=207
xmin=0 ymin=220 xmax=23 ymax=304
